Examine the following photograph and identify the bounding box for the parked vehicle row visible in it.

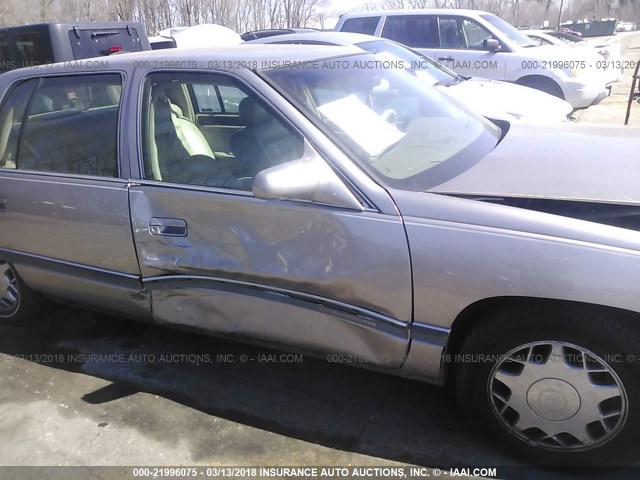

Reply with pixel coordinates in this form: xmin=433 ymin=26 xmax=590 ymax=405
xmin=335 ymin=9 xmax=614 ymax=108
xmin=248 ymin=30 xmax=574 ymax=122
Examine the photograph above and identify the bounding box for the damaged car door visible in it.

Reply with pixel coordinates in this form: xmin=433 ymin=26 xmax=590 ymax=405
xmin=128 ymin=71 xmax=413 ymax=367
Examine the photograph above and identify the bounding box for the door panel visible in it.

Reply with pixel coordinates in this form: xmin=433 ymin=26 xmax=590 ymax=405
xmin=1 ymin=173 xmax=138 ymax=273
xmin=129 ymin=186 xmax=413 ymax=366
xmin=133 ymin=69 xmax=412 ymax=366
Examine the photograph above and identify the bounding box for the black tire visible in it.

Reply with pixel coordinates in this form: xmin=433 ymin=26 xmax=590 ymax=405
xmin=0 ymin=261 xmax=41 ymax=325
xmin=517 ymin=76 xmax=565 ymax=99
xmin=455 ymin=303 xmax=640 ymax=466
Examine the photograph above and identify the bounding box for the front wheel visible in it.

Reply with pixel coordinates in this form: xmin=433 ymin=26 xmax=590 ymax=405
xmin=455 ymin=305 xmax=640 ymax=465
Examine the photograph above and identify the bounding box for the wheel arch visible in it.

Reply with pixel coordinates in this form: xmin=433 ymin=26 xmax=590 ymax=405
xmin=515 ymin=74 xmax=565 ymax=99
xmin=442 ymin=296 xmax=640 ymax=387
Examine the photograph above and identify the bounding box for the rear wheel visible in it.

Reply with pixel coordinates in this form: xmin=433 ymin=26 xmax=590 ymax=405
xmin=517 ymin=76 xmax=565 ymax=99
xmin=456 ymin=305 xmax=640 ymax=465
xmin=0 ymin=261 xmax=40 ymax=324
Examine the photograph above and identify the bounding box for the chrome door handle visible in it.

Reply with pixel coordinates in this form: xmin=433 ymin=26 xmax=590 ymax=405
xmin=149 ymin=217 xmax=187 ymax=237
xmin=438 ymin=56 xmax=455 ymax=62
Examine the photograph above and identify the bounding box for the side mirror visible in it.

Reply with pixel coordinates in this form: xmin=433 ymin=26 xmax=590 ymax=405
xmin=484 ymin=38 xmax=501 ymax=52
xmin=253 ymin=145 xmax=364 ymax=211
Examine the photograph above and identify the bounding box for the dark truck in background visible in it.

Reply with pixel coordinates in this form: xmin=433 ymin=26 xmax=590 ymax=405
xmin=0 ymin=21 xmax=151 ymax=72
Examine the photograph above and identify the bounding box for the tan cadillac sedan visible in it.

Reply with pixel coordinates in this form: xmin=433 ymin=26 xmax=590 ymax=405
xmin=1 ymin=45 xmax=640 ymax=465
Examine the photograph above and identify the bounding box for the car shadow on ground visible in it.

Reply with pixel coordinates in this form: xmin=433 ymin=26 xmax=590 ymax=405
xmin=0 ymin=304 xmax=637 ymax=479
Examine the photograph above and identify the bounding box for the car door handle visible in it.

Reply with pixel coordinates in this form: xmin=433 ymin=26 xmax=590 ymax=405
xmin=149 ymin=217 xmax=187 ymax=237
xmin=0 ymin=198 xmax=5 ymax=212
xmin=438 ymin=56 xmax=455 ymax=62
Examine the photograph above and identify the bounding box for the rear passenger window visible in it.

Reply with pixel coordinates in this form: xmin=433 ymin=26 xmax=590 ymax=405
xmin=439 ymin=18 xmax=463 ymax=49
xmin=17 ymin=74 xmax=122 ymax=177
xmin=381 ymin=15 xmax=439 ymax=48
xmin=341 ymin=17 xmax=380 ymax=35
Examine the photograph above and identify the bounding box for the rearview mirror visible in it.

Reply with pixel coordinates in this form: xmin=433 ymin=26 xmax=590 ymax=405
xmin=484 ymin=38 xmax=501 ymax=52
xmin=253 ymin=144 xmax=364 ymax=211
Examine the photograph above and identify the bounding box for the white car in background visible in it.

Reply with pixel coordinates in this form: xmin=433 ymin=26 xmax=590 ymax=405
xmin=334 ymin=10 xmax=610 ymax=108
xmin=616 ymin=21 xmax=636 ymax=32
xmin=149 ymin=24 xmax=243 ymax=49
xmin=249 ymin=31 xmax=574 ymax=122
xmin=526 ymin=30 xmax=624 ymax=84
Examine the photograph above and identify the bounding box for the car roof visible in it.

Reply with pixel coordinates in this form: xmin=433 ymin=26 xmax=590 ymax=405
xmin=0 ymin=44 xmax=364 ymax=82
xmin=0 ymin=21 xmax=147 ymax=32
xmin=248 ymin=31 xmax=380 ymax=45
xmin=338 ymin=9 xmax=491 ymax=18
xmin=240 ymin=28 xmax=318 ymax=41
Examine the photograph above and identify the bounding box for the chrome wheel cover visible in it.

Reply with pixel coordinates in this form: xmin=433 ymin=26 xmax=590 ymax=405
xmin=0 ymin=262 xmax=19 ymax=316
xmin=489 ymin=341 xmax=628 ymax=451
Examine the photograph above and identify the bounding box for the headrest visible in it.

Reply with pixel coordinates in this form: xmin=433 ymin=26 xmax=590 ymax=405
xmin=238 ymin=96 xmax=271 ymax=126
xmin=169 ymin=102 xmax=184 ymax=118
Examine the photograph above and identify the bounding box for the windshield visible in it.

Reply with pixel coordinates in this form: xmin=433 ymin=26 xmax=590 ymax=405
xmin=355 ymin=39 xmax=455 ymax=85
xmin=261 ymin=54 xmax=501 ymax=191
xmin=481 ymin=14 xmax=538 ymax=48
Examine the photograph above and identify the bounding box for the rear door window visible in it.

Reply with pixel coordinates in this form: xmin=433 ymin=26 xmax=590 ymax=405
xmin=439 ymin=18 xmax=464 ymax=49
xmin=18 ymin=74 xmax=123 ymax=177
xmin=381 ymin=15 xmax=439 ymax=48
xmin=68 ymin=26 xmax=146 ymax=58
xmin=341 ymin=17 xmax=380 ymax=35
